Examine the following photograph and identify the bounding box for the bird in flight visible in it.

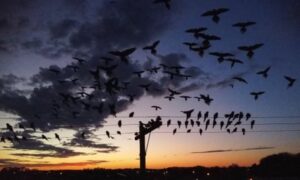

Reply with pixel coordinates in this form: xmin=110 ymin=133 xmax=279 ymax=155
xmin=200 ymin=94 xmax=213 ymax=105
xmin=257 ymin=66 xmax=271 ymax=78
xmin=151 ymin=105 xmax=162 ymax=111
xmin=232 ymin=21 xmax=256 ymax=33
xmin=202 ymin=8 xmax=229 ymax=23
xmin=143 ymin=40 xmax=160 ymax=55
xmin=168 ymin=88 xmax=181 ymax=96
xmin=153 ymin=0 xmax=171 ymax=10
xmin=181 ymin=109 xmax=194 ymax=121
xmin=250 ymin=91 xmax=265 ymax=100
xmin=225 ymin=58 xmax=243 ymax=68
xmin=209 ymin=52 xmax=234 ymax=63
xmin=72 ymin=57 xmax=86 ymax=64
xmin=233 ymin=77 xmax=248 ymax=84
xmin=109 ymin=47 xmax=136 ymax=63
xmin=284 ymin=76 xmax=296 ymax=88
xmin=238 ymin=43 xmax=264 ymax=58
xmin=180 ymin=95 xmax=191 ymax=101
xmin=164 ymin=96 xmax=175 ymax=101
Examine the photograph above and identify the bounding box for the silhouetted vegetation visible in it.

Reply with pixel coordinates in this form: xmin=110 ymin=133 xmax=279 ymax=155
xmin=1 ymin=152 xmax=299 ymax=180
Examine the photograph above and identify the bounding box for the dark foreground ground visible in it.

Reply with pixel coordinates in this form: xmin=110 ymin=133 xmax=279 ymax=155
xmin=1 ymin=153 xmax=299 ymax=180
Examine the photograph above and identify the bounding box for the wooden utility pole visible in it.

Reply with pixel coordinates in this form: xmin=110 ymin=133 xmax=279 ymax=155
xmin=135 ymin=118 xmax=162 ymax=175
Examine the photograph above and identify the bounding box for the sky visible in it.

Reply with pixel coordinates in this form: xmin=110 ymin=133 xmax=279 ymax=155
xmin=0 ymin=0 xmax=300 ymax=170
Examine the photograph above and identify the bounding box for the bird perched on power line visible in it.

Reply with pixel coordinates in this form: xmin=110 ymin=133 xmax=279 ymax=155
xmin=199 ymin=128 xmax=203 ymax=135
xmin=167 ymin=119 xmax=171 ymax=127
xmin=232 ymin=21 xmax=256 ymax=33
xmin=173 ymin=128 xmax=177 ymax=135
xmin=41 ymin=134 xmax=48 ymax=141
xmin=242 ymin=128 xmax=246 ymax=135
xmin=250 ymin=91 xmax=265 ymax=100
xmin=106 ymin=131 xmax=111 ymax=139
xmin=6 ymin=123 xmax=14 ymax=132
xmin=129 ymin=112 xmax=134 ymax=118
xmin=250 ymin=120 xmax=255 ymax=129
xmin=181 ymin=109 xmax=194 ymax=121
xmin=245 ymin=113 xmax=251 ymax=121
xmin=197 ymin=111 xmax=202 ymax=121
xmin=257 ymin=66 xmax=271 ymax=78
xmin=143 ymin=40 xmax=160 ymax=55
xmin=238 ymin=43 xmax=264 ymax=59
xmin=177 ymin=121 xmax=182 ymax=128
xmin=117 ymin=131 xmax=121 ymax=135
xmin=284 ymin=76 xmax=296 ymax=88
xmin=118 ymin=120 xmax=122 ymax=128
xmin=205 ymin=119 xmax=210 ymax=130
xmin=202 ymin=8 xmax=229 ymax=23
xmin=204 ymin=111 xmax=209 ymax=122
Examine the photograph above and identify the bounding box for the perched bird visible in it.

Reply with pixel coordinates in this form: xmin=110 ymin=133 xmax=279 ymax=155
xmin=284 ymin=76 xmax=296 ymax=88
xmin=41 ymin=134 xmax=48 ymax=141
xmin=220 ymin=121 xmax=224 ymax=130
xmin=205 ymin=119 xmax=210 ymax=130
xmin=250 ymin=91 xmax=265 ymax=100
xmin=199 ymin=128 xmax=203 ymax=135
xmin=117 ymin=131 xmax=121 ymax=135
xmin=197 ymin=111 xmax=202 ymax=121
xmin=151 ymin=105 xmax=162 ymax=111
xmin=181 ymin=109 xmax=194 ymax=121
xmin=55 ymin=133 xmax=61 ymax=141
xmin=201 ymin=8 xmax=229 ymax=23
xmin=245 ymin=113 xmax=251 ymax=121
xmin=250 ymin=120 xmax=255 ymax=129
xmin=177 ymin=121 xmax=182 ymax=128
xmin=232 ymin=21 xmax=256 ymax=33
xmin=167 ymin=119 xmax=171 ymax=127
xmin=242 ymin=128 xmax=246 ymax=135
xmin=129 ymin=112 xmax=134 ymax=118
xmin=109 ymin=47 xmax=136 ymax=63
xmin=143 ymin=40 xmax=160 ymax=54
xmin=204 ymin=111 xmax=209 ymax=122
xmin=190 ymin=119 xmax=194 ymax=127
xmin=187 ymin=129 xmax=191 ymax=133
xmin=146 ymin=66 xmax=161 ymax=74
xmin=173 ymin=128 xmax=177 ymax=135
xmin=184 ymin=120 xmax=189 ymax=129
xmin=238 ymin=43 xmax=264 ymax=58
xmin=257 ymin=66 xmax=271 ymax=78
xmin=233 ymin=77 xmax=248 ymax=84
xmin=196 ymin=120 xmax=201 ymax=127
xmin=153 ymin=0 xmax=171 ymax=10
xmin=118 ymin=120 xmax=122 ymax=128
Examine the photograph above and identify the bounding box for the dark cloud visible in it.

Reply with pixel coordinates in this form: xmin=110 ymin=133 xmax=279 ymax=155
xmin=191 ymin=146 xmax=275 ymax=154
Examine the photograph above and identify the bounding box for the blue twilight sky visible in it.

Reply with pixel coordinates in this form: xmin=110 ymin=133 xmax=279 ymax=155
xmin=0 ymin=0 xmax=299 ymax=169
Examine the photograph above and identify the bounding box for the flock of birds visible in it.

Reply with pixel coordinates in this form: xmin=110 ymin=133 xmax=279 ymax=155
xmin=0 ymin=2 xmax=297 ymax=149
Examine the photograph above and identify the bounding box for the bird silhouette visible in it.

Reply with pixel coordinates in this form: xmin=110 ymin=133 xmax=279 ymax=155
xmin=55 ymin=133 xmax=61 ymax=141
xmin=173 ymin=128 xmax=177 ymax=135
xmin=197 ymin=111 xmax=202 ymax=121
xmin=177 ymin=121 xmax=182 ymax=128
xmin=196 ymin=120 xmax=201 ymax=127
xmin=220 ymin=121 xmax=224 ymax=130
xmin=184 ymin=120 xmax=189 ymax=128
xmin=225 ymin=58 xmax=243 ymax=68
xmin=106 ymin=131 xmax=111 ymax=138
xmin=250 ymin=91 xmax=265 ymax=100
xmin=153 ymin=0 xmax=171 ymax=10
xmin=129 ymin=112 xmax=134 ymax=118
xmin=200 ymin=94 xmax=213 ymax=105
xmin=199 ymin=128 xmax=203 ymax=135
xmin=204 ymin=111 xmax=209 ymax=122
xmin=250 ymin=120 xmax=255 ymax=129
xmin=242 ymin=128 xmax=246 ymax=135
xmin=151 ymin=105 xmax=162 ymax=111
xmin=118 ymin=120 xmax=122 ymax=128
xmin=284 ymin=76 xmax=296 ymax=88
xmin=257 ymin=66 xmax=271 ymax=78
xmin=205 ymin=119 xmax=210 ymax=130
xmin=233 ymin=77 xmax=248 ymax=84
xmin=190 ymin=119 xmax=194 ymax=127
xmin=167 ymin=119 xmax=171 ymax=127
xmin=41 ymin=134 xmax=48 ymax=141
xmin=245 ymin=113 xmax=251 ymax=121
xmin=181 ymin=109 xmax=194 ymax=121
xmin=238 ymin=43 xmax=264 ymax=58
xmin=232 ymin=21 xmax=256 ymax=33
xmin=190 ymin=44 xmax=211 ymax=57
xmin=146 ymin=66 xmax=161 ymax=74
xmin=164 ymin=96 xmax=175 ymax=101
xmin=209 ymin=52 xmax=234 ymax=63
xmin=185 ymin=27 xmax=207 ymax=38
xmin=168 ymin=88 xmax=181 ymax=96
xmin=143 ymin=40 xmax=160 ymax=55
xmin=180 ymin=95 xmax=191 ymax=101
xmin=6 ymin=123 xmax=14 ymax=132
xmin=187 ymin=129 xmax=191 ymax=133
xmin=202 ymin=8 xmax=229 ymax=23
xmin=109 ymin=47 xmax=136 ymax=63
xmin=197 ymin=33 xmax=221 ymax=46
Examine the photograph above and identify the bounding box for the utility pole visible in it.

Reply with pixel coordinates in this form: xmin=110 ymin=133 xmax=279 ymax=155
xmin=135 ymin=117 xmax=162 ymax=175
